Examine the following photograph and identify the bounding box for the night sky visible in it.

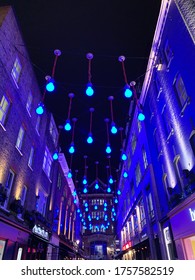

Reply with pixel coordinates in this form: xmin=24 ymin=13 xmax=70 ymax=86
xmin=1 ymin=0 xmax=161 ymax=192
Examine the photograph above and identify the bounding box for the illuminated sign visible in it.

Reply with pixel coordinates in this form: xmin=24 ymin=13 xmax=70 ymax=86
xmin=189 ymin=208 xmax=195 ymax=222
xmin=32 ymin=225 xmax=49 ymax=240
xmin=122 ymin=241 xmax=132 ymax=251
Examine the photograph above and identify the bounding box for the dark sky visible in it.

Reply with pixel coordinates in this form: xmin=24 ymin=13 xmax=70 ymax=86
xmin=1 ymin=0 xmax=161 ymax=192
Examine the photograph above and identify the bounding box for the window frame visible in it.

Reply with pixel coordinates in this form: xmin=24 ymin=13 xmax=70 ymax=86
xmin=0 ymin=95 xmax=10 ymax=128
xmin=15 ymin=125 xmax=25 ymax=154
xmin=11 ymin=57 xmax=22 ymax=87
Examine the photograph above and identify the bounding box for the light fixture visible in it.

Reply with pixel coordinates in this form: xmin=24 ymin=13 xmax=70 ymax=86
xmin=67 ymin=153 xmax=74 ymax=178
xmin=130 ymin=81 xmax=145 ymax=121
xmin=86 ymin=53 xmax=94 ymax=96
xmin=123 ymin=170 xmax=128 ymax=178
xmin=82 ymin=155 xmax=88 ymax=185
xmin=105 ymin=118 xmax=112 ymax=154
xmin=94 ymin=161 xmax=100 ymax=190
xmin=45 ymin=49 xmax=61 ymax=92
xmin=118 ymin=55 xmax=133 ymax=98
xmin=108 ymin=96 xmax=118 ymax=134
xmin=64 ymin=93 xmax=75 ymax=131
xmin=107 ymin=155 xmax=114 ymax=184
xmin=68 ymin=117 xmax=77 ymax=154
xmin=36 ymin=102 xmax=44 ymax=115
xmin=119 ymin=127 xmax=127 ymax=161
xmin=52 ymin=152 xmax=59 ymax=160
xmin=87 ymin=107 xmax=94 ymax=144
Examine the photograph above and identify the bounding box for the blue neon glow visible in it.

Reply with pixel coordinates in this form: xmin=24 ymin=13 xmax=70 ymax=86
xmin=87 ymin=134 xmax=93 ymax=144
xmin=84 ymin=202 xmax=88 ymax=207
xmin=109 ymin=176 xmax=114 ymax=184
xmin=121 ymin=152 xmax=127 ymax=161
xmin=82 ymin=177 xmax=87 ymax=185
xmin=52 ymin=152 xmax=58 ymax=160
xmin=73 ymin=190 xmax=77 ymax=196
xmin=124 ymin=85 xmax=133 ymax=98
xmin=86 ymin=83 xmax=94 ymax=96
xmin=104 ymin=207 xmax=107 ymax=211
xmin=67 ymin=170 xmax=72 ymax=178
xmin=64 ymin=120 xmax=71 ymax=131
xmin=117 ymin=190 xmax=121 ymax=195
xmin=85 ymin=208 xmax=88 ymax=212
xmin=123 ymin=171 xmax=128 ymax=178
xmin=114 ymin=198 xmax=118 ymax=203
xmin=95 ymin=182 xmax=99 ymax=189
xmin=83 ymin=187 xmax=88 ymax=193
xmin=111 ymin=124 xmax=118 ymax=134
xmin=106 ymin=144 xmax=112 ymax=154
xmin=46 ymin=80 xmax=55 ymax=92
xmin=107 ymin=186 xmax=111 ymax=193
xmin=36 ymin=104 xmax=44 ymax=115
xmin=104 ymin=202 xmax=107 ymax=207
xmin=74 ymin=199 xmax=77 ymax=204
xmin=77 ymin=209 xmax=80 ymax=213
xmin=69 ymin=144 xmax=75 ymax=154
xmin=94 ymin=205 xmax=98 ymax=210
xmin=138 ymin=112 xmax=145 ymax=121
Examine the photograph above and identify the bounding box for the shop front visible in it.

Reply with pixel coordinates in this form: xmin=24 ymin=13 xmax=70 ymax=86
xmin=168 ymin=193 xmax=195 ymax=259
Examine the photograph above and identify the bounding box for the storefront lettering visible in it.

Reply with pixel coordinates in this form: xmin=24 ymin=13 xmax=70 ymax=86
xmin=189 ymin=208 xmax=195 ymax=222
xmin=32 ymin=225 xmax=49 ymax=240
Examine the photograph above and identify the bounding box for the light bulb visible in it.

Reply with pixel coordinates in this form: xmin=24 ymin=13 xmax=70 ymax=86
xmin=67 ymin=170 xmax=72 ymax=178
xmin=106 ymin=144 xmax=112 ymax=154
xmin=109 ymin=176 xmax=114 ymax=184
xmin=69 ymin=144 xmax=75 ymax=154
xmin=52 ymin=152 xmax=58 ymax=160
xmin=124 ymin=85 xmax=133 ymax=98
xmin=83 ymin=187 xmax=88 ymax=193
xmin=111 ymin=122 xmax=117 ymax=134
xmin=46 ymin=80 xmax=55 ymax=92
xmin=107 ymin=186 xmax=111 ymax=193
xmin=121 ymin=152 xmax=127 ymax=161
xmin=82 ymin=177 xmax=87 ymax=185
xmin=64 ymin=120 xmax=71 ymax=131
xmin=95 ymin=182 xmax=99 ymax=189
xmin=123 ymin=171 xmax=128 ymax=178
xmin=36 ymin=103 xmax=44 ymax=115
xmin=138 ymin=112 xmax=145 ymax=121
xmin=86 ymin=82 xmax=94 ymax=96
xmin=87 ymin=134 xmax=93 ymax=144
xmin=117 ymin=190 xmax=121 ymax=195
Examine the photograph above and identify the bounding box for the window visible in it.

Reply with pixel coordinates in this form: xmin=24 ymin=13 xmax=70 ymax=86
xmin=139 ymin=198 xmax=146 ymax=228
xmin=20 ymin=185 xmax=27 ymax=206
xmin=162 ymin=104 xmax=174 ymax=140
xmin=154 ymin=73 xmax=162 ymax=101
xmin=190 ymin=130 xmax=195 ymax=156
xmin=142 ymin=147 xmax=148 ymax=169
xmin=0 ymin=95 xmax=10 ymax=127
xmin=42 ymin=146 xmax=53 ymax=178
xmin=57 ymin=173 xmax=62 ymax=189
xmin=15 ymin=126 xmax=25 ymax=153
xmin=49 ymin=115 xmax=58 ymax=146
xmin=131 ymin=134 xmax=137 ymax=154
xmin=28 ymin=147 xmax=35 ymax=169
xmin=1 ymin=170 xmax=15 ymax=208
xmin=11 ymin=57 xmax=22 ymax=86
xmin=164 ymin=40 xmax=173 ymax=69
xmin=36 ymin=190 xmax=47 ymax=216
xmin=174 ymin=73 xmax=189 ymax=110
xmin=146 ymin=191 xmax=154 ymax=220
xmin=135 ymin=162 xmax=141 ymax=187
xmin=26 ymin=92 xmax=33 ymax=115
xmin=35 ymin=116 xmax=41 ymax=134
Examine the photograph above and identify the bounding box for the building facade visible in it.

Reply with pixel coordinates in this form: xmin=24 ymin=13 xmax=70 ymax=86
xmin=0 ymin=6 xmax=80 ymax=260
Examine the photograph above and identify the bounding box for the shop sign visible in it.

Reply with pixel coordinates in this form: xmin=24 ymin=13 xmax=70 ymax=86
xmin=122 ymin=241 xmax=132 ymax=251
xmin=32 ymin=224 xmax=49 ymax=240
xmin=189 ymin=208 xmax=195 ymax=222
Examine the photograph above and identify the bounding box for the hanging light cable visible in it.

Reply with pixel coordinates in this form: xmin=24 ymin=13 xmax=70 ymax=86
xmin=36 ymin=88 xmax=46 ymax=115
xmin=104 ymin=118 xmax=112 ymax=154
xmin=130 ymin=81 xmax=145 ymax=121
xmin=118 ymin=55 xmax=133 ymax=98
xmin=45 ymin=49 xmax=61 ymax=92
xmin=108 ymin=96 xmax=117 ymax=134
xmin=52 ymin=125 xmax=63 ymax=160
xmin=82 ymin=155 xmax=88 ymax=185
xmin=87 ymin=107 xmax=95 ymax=144
xmin=68 ymin=117 xmax=77 ymax=154
xmin=64 ymin=93 xmax=75 ymax=131
xmin=94 ymin=161 xmax=100 ymax=190
xmin=86 ymin=53 xmax=94 ymax=96
xmin=107 ymin=155 xmax=114 ymax=184
xmin=67 ymin=154 xmax=73 ymax=178
xmin=106 ymin=165 xmax=112 ymax=193
xmin=119 ymin=127 xmax=127 ymax=161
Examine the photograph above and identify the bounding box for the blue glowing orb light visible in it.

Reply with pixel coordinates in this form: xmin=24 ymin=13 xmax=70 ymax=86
xmin=95 ymin=182 xmax=99 ymax=190
xmin=107 ymin=186 xmax=111 ymax=193
xmin=67 ymin=170 xmax=72 ymax=178
xmin=106 ymin=144 xmax=112 ymax=154
xmin=121 ymin=152 xmax=127 ymax=161
xmin=64 ymin=119 xmax=71 ymax=131
xmin=124 ymin=84 xmax=133 ymax=98
xmin=36 ymin=103 xmax=44 ymax=115
xmin=138 ymin=112 xmax=145 ymax=121
xmin=86 ymin=82 xmax=94 ymax=96
xmin=109 ymin=176 xmax=114 ymax=184
xmin=123 ymin=171 xmax=128 ymax=178
xmin=83 ymin=187 xmax=88 ymax=193
xmin=52 ymin=152 xmax=59 ymax=160
xmin=82 ymin=176 xmax=87 ymax=185
xmin=68 ymin=143 xmax=75 ymax=154
xmin=87 ymin=133 xmax=93 ymax=144
xmin=117 ymin=190 xmax=121 ymax=195
xmin=111 ymin=122 xmax=117 ymax=134
xmin=46 ymin=80 xmax=55 ymax=92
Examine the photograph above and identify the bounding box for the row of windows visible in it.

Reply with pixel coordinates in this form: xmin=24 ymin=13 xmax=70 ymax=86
xmin=0 ymin=169 xmax=47 ymax=216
